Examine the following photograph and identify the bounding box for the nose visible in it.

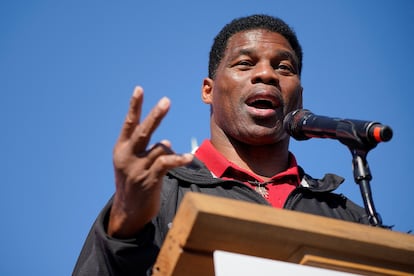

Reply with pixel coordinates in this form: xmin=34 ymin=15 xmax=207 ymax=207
xmin=251 ymin=62 xmax=279 ymax=86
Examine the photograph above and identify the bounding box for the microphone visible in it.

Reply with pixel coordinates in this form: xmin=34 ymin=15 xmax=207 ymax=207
xmin=283 ymin=109 xmax=393 ymax=148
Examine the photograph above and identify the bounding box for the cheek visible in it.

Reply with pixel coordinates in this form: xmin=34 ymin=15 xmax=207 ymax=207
xmin=283 ymin=90 xmax=302 ymax=113
xmin=213 ymin=96 xmax=233 ymax=117
xmin=211 ymin=83 xmax=238 ymax=114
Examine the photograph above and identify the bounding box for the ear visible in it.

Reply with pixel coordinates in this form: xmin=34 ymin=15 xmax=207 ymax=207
xmin=201 ymin=77 xmax=214 ymax=104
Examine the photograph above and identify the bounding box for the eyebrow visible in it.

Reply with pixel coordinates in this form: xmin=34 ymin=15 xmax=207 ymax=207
xmin=238 ymin=48 xmax=254 ymax=56
xmin=236 ymin=48 xmax=298 ymax=67
xmin=275 ymin=50 xmax=299 ymax=66
xmin=237 ymin=48 xmax=296 ymax=59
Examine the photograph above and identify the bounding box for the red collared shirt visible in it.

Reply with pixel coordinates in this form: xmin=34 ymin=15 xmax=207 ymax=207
xmin=194 ymin=140 xmax=300 ymax=208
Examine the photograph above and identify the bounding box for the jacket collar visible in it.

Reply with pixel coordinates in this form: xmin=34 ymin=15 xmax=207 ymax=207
xmin=168 ymin=157 xmax=345 ymax=192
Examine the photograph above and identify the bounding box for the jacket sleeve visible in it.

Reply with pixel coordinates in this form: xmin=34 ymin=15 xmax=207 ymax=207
xmin=72 ymin=199 xmax=160 ymax=276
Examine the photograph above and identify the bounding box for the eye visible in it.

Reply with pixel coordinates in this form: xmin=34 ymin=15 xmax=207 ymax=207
xmin=276 ymin=62 xmax=296 ymax=75
xmin=236 ymin=60 xmax=253 ymax=67
xmin=231 ymin=56 xmax=255 ymax=70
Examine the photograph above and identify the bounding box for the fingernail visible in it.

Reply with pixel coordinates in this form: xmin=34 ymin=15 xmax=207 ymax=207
xmin=133 ymin=86 xmax=142 ymax=97
xmin=159 ymin=97 xmax=170 ymax=109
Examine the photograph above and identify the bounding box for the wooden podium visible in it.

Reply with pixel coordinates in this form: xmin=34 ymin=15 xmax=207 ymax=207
xmin=153 ymin=193 xmax=414 ymax=275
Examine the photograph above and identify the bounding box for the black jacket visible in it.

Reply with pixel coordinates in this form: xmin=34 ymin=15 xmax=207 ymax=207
xmin=73 ymin=158 xmax=369 ymax=275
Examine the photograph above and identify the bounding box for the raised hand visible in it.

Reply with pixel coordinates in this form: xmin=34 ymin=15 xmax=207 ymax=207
xmin=108 ymin=86 xmax=193 ymax=238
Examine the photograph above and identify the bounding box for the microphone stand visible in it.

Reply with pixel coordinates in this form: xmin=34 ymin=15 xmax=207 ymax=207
xmin=349 ymin=147 xmax=384 ymax=227
xmin=337 ymin=120 xmax=388 ymax=228
xmin=285 ymin=111 xmax=393 ymax=228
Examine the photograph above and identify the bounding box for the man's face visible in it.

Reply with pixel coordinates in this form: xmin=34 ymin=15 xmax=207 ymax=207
xmin=203 ymin=29 xmax=303 ymax=145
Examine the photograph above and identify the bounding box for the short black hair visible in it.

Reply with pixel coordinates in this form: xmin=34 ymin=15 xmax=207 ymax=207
xmin=208 ymin=14 xmax=303 ymax=79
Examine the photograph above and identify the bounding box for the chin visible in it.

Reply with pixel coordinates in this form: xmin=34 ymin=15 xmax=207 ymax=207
xmin=241 ymin=132 xmax=287 ymax=146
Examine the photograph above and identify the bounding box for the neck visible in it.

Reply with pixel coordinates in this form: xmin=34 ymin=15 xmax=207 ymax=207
xmin=210 ymin=135 xmax=290 ymax=181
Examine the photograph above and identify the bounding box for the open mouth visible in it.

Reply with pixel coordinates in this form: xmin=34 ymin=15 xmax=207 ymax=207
xmin=245 ymin=91 xmax=281 ymax=117
xmin=247 ymin=99 xmax=276 ymax=109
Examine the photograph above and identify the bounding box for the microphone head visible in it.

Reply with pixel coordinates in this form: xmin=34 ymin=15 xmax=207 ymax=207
xmin=283 ymin=109 xmax=312 ymax=141
xmin=380 ymin=126 xmax=393 ymax=142
xmin=370 ymin=124 xmax=393 ymax=143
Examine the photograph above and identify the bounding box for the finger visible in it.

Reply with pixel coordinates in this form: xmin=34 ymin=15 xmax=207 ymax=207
xmin=149 ymin=153 xmax=194 ymax=178
xmin=131 ymin=96 xmax=170 ymax=153
xmin=118 ymin=86 xmax=144 ymax=142
xmin=139 ymin=141 xmax=174 ymax=164
xmin=147 ymin=140 xmax=172 ymax=152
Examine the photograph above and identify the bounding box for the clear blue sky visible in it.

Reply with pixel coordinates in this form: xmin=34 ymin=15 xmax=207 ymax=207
xmin=1 ymin=1 xmax=413 ymax=275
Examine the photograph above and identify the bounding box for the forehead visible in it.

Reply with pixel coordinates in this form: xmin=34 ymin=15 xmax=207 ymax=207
xmin=225 ymin=29 xmax=294 ymax=54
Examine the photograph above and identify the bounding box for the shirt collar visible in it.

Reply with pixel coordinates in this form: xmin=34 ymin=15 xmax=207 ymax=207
xmin=194 ymin=139 xmax=300 ymax=184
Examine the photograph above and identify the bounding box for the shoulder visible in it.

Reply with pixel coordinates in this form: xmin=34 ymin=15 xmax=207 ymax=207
xmin=294 ymin=167 xmax=369 ymax=224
